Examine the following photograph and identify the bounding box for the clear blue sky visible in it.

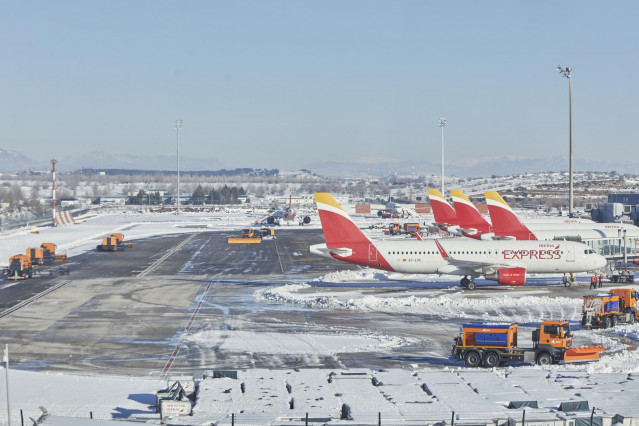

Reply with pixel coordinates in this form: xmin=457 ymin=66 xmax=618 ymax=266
xmin=1 ymin=1 xmax=637 ymax=170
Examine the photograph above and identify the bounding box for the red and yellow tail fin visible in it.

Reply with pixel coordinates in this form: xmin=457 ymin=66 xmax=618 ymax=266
xmin=314 ymin=193 xmax=371 ymax=247
xmin=314 ymin=193 xmax=393 ymax=271
xmin=450 ymin=189 xmax=491 ymax=231
xmin=484 ymin=191 xmax=536 ymax=240
xmin=427 ymin=189 xmax=457 ymax=226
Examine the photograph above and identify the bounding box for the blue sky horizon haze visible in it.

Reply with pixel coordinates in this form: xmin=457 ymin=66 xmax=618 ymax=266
xmin=1 ymin=1 xmax=637 ymax=171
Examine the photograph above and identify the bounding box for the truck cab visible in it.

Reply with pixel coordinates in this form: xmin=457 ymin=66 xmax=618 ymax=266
xmin=241 ymin=228 xmax=255 ymax=238
xmin=533 ymin=321 xmax=572 ymax=356
xmin=609 ymin=288 xmax=639 ymax=321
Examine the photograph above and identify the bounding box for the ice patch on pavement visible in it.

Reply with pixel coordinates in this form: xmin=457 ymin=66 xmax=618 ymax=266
xmin=185 ymin=329 xmax=410 ymax=354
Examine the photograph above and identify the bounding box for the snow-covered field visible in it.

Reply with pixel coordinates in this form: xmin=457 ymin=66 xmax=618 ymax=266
xmin=0 ymin=208 xmax=638 ymax=424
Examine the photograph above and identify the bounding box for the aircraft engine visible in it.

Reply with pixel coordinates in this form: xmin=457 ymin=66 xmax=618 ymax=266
xmin=485 ymin=267 xmax=526 ymax=286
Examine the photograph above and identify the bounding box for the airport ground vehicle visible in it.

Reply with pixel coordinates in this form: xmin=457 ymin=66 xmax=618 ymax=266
xmin=451 ymin=321 xmax=603 ymax=367
xmin=386 ymin=222 xmax=420 ymax=236
xmin=110 ymin=233 xmax=133 ymax=249
xmin=41 ymin=242 xmax=67 ymax=262
xmin=581 ymin=290 xmax=639 ymax=328
xmin=610 ymin=269 xmax=635 ymax=283
xmin=228 ymin=227 xmax=275 ymax=244
xmin=26 ymin=247 xmax=46 ymax=265
xmin=25 ymin=243 xmax=68 ymax=265
xmin=8 ymin=254 xmax=33 ymax=279
xmin=97 ymin=233 xmax=132 ymax=251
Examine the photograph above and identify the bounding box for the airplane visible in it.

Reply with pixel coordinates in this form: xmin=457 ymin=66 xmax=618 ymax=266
xmin=311 ymin=192 xmax=607 ymax=290
xmin=255 ymin=193 xmax=311 ymax=225
xmin=377 ymin=199 xmax=404 ymax=219
xmin=484 ymin=191 xmax=639 ymax=241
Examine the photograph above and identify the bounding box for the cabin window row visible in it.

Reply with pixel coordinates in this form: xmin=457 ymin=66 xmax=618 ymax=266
xmin=389 ymin=251 xmax=501 ymax=255
xmin=388 ymin=250 xmax=566 ymax=256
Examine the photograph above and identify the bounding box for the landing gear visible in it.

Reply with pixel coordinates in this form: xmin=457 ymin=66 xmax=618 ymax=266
xmin=563 ymin=273 xmax=574 ymax=287
xmin=460 ymin=276 xmax=476 ymax=290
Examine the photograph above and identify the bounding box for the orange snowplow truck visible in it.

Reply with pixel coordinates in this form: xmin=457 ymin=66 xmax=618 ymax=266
xmin=97 ymin=234 xmax=133 ymax=251
xmin=25 ymin=247 xmax=45 ymax=265
xmin=9 ymin=254 xmax=33 ymax=279
xmin=451 ymin=321 xmax=604 ymax=367
xmin=110 ymin=233 xmax=133 ymax=249
xmin=582 ymin=290 xmax=638 ymax=328
xmin=41 ymin=242 xmax=67 ymax=262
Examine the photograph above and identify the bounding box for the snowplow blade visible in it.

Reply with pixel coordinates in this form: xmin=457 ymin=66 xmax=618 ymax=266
xmin=563 ymin=346 xmax=605 ymax=362
xmin=227 ymin=238 xmax=261 ymax=244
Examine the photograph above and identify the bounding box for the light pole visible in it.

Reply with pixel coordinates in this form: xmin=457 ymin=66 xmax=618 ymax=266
xmin=4 ymin=344 xmax=10 ymax=426
xmin=175 ymin=119 xmax=182 ymax=215
xmin=439 ymin=118 xmax=447 ymax=196
xmin=556 ymin=66 xmax=573 ymax=217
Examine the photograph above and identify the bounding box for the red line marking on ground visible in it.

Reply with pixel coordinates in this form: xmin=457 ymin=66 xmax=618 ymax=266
xmin=161 ymin=281 xmax=212 ymax=377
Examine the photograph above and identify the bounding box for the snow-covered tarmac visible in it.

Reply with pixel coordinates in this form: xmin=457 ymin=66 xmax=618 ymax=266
xmin=0 ymin=208 xmax=637 ymax=424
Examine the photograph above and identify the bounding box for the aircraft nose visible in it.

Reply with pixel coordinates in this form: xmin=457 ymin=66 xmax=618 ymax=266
xmin=596 ymin=255 xmax=607 ymax=270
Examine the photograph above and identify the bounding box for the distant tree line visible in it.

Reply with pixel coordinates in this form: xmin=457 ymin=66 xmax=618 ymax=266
xmin=126 ymin=185 xmax=247 ymax=205
xmin=191 ymin=185 xmax=247 ymax=205
xmin=81 ymin=168 xmax=279 ymax=178
xmin=127 ymin=190 xmax=164 ymax=205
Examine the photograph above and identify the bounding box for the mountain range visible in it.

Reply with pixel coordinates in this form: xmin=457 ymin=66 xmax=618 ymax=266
xmin=0 ymin=148 xmax=225 ymax=173
xmin=1 ymin=147 xmax=635 ymax=177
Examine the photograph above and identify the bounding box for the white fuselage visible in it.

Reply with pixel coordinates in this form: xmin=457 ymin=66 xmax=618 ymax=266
xmin=367 ymin=239 xmax=605 ymax=276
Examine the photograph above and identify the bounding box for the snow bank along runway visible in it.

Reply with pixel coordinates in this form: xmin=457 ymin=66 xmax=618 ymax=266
xmin=0 ymin=211 xmax=638 ymax=423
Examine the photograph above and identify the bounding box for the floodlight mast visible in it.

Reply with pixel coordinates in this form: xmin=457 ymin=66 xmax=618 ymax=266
xmin=556 ymin=66 xmax=573 ymax=217
xmin=439 ymin=118 xmax=447 ymax=196
xmin=175 ymin=120 xmax=182 ymax=215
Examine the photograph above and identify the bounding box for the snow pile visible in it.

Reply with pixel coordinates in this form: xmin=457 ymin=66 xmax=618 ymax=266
xmin=314 ymin=268 xmax=460 ymax=283
xmin=255 ymin=283 xmax=582 ymax=321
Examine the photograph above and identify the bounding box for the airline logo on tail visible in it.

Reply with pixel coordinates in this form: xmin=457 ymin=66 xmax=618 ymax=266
xmin=484 ymin=191 xmax=536 ymax=240
xmin=450 ymin=189 xmax=492 ymax=238
xmin=427 ymin=189 xmax=458 ymax=229
xmin=314 ymin=193 xmax=393 ymax=270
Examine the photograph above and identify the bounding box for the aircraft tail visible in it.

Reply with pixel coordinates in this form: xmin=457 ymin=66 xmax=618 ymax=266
xmin=484 ymin=191 xmax=536 ymax=240
xmin=427 ymin=189 xmax=458 ymax=226
xmin=314 ymin=193 xmax=392 ymax=270
xmin=450 ymin=190 xmax=492 ymax=233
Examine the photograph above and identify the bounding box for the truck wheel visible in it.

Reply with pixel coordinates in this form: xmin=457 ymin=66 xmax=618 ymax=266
xmin=460 ymin=277 xmax=470 ymax=288
xmin=467 ymin=281 xmax=476 ymax=290
xmin=483 ymin=351 xmax=500 ymax=368
xmin=536 ymin=352 xmax=552 ymax=366
xmin=611 ymin=316 xmax=617 ymax=327
xmin=603 ymin=316 xmax=611 ymax=329
xmin=464 ymin=351 xmax=481 ymax=367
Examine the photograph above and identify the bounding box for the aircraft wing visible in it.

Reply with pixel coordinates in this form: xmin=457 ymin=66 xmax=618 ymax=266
xmin=433 ymin=239 xmax=525 ymax=274
xmin=443 ymin=257 xmax=526 ymax=275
